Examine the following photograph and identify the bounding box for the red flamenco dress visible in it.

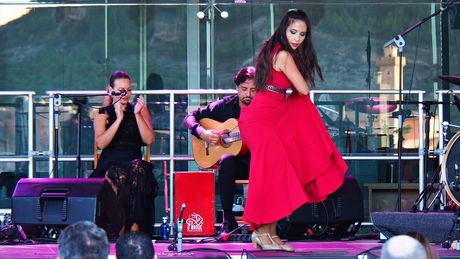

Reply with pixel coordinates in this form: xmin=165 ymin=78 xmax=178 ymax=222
xmin=238 ymin=50 xmax=348 ymax=230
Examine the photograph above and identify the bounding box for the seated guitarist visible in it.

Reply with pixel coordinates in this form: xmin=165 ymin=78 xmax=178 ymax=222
xmin=184 ymin=66 xmax=256 ymax=233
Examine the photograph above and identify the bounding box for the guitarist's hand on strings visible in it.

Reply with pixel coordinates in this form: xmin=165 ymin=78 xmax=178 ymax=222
xmin=200 ymin=129 xmax=223 ymax=145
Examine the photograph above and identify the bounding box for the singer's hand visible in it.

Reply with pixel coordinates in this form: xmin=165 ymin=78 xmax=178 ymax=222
xmin=114 ymin=102 xmax=125 ymax=121
xmin=134 ymin=96 xmax=145 ymax=114
xmin=104 ymin=85 xmax=113 ymax=106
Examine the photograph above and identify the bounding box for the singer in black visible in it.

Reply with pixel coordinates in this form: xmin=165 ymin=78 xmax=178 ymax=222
xmin=90 ymin=70 xmax=157 ymax=237
xmin=184 ymin=66 xmax=256 ymax=233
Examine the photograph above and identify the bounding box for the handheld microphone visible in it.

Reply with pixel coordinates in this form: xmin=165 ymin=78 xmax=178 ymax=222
xmin=178 ymin=203 xmax=186 ymax=221
xmin=448 ymin=90 xmax=460 ymax=113
xmin=109 ymin=89 xmax=127 ymax=97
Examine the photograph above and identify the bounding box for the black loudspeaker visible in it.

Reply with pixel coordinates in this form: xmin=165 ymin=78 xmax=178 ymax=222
xmin=277 ymin=175 xmax=363 ymax=240
xmin=12 ymin=178 xmax=105 ymax=226
xmin=371 ymin=211 xmax=460 ymax=243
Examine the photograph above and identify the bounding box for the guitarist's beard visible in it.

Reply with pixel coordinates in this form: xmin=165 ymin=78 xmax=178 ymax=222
xmin=241 ymin=97 xmax=252 ymax=106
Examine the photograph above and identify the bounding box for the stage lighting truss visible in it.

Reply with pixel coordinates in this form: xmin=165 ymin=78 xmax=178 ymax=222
xmin=197 ymin=1 xmax=229 ymax=20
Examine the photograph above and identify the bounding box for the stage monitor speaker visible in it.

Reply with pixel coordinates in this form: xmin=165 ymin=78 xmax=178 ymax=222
xmin=12 ymin=178 xmax=105 ymax=226
xmin=277 ymin=175 xmax=363 ymax=240
xmin=371 ymin=211 xmax=460 ymax=243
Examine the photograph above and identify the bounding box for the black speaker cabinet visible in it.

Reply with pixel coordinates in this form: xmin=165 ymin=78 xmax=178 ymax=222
xmin=12 ymin=178 xmax=105 ymax=226
xmin=277 ymin=175 xmax=363 ymax=240
xmin=372 ymin=211 xmax=460 ymax=243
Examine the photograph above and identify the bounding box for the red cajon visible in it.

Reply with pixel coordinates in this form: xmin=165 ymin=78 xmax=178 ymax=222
xmin=174 ymin=171 xmax=215 ymax=236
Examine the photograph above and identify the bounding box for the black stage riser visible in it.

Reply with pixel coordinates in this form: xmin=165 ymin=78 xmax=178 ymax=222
xmin=371 ymin=211 xmax=460 ymax=243
xmin=277 ymin=175 xmax=364 ymax=240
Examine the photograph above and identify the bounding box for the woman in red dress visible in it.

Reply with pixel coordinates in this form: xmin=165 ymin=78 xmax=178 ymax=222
xmin=239 ymin=9 xmax=348 ymax=251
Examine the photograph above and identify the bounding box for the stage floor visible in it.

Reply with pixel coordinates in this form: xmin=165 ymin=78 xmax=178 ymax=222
xmin=1 ymin=238 xmax=460 ymax=259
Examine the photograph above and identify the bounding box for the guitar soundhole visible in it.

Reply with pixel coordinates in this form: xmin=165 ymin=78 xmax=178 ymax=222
xmin=221 ymin=134 xmax=231 ymax=148
xmin=221 ymin=140 xmax=230 ymax=148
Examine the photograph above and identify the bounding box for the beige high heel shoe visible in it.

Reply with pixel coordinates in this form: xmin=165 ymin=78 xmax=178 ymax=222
xmin=271 ymin=235 xmax=294 ymax=252
xmin=251 ymin=231 xmax=282 ymax=250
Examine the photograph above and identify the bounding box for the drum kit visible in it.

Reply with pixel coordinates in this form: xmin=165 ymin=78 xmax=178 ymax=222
xmin=328 ymin=96 xmax=398 ymax=153
xmin=411 ymin=75 xmax=460 ymax=210
xmin=337 ymin=75 xmax=460 ymax=209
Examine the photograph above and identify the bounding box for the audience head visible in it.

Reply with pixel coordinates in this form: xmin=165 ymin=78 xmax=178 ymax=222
xmin=381 ymin=234 xmax=427 ymax=259
xmin=116 ymin=231 xmax=154 ymax=259
xmin=406 ymin=231 xmax=437 ymax=259
xmin=57 ymin=221 xmax=110 ymax=259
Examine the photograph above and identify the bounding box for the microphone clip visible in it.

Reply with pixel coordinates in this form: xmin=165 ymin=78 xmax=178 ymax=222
xmin=109 ymin=89 xmax=127 ymax=97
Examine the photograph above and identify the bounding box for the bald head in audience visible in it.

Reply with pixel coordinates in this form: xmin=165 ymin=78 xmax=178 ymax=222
xmin=381 ymin=234 xmax=427 ymax=259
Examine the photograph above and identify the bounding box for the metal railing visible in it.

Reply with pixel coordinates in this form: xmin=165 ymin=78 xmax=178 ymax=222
xmin=44 ymin=89 xmax=426 ymax=223
xmin=0 ymin=91 xmax=35 ymax=178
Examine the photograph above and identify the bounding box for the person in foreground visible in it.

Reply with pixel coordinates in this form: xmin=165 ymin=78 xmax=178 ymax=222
xmin=116 ymin=231 xmax=155 ymax=259
xmin=238 ymin=9 xmax=348 ymax=251
xmin=57 ymin=221 xmax=110 ymax=259
xmin=406 ymin=231 xmax=437 ymax=259
xmin=380 ymin=235 xmax=427 ymax=259
xmin=90 ymin=70 xmax=157 ymax=236
xmin=184 ymin=66 xmax=256 ymax=233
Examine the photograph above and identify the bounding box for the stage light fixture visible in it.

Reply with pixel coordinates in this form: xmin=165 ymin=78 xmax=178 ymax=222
xmin=196 ymin=1 xmax=229 ymax=20
xmin=220 ymin=11 xmax=229 ymax=19
xmin=196 ymin=11 xmax=205 ymax=19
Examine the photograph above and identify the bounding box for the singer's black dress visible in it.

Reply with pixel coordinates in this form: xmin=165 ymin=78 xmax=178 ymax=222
xmin=90 ymin=103 xmax=157 ymax=236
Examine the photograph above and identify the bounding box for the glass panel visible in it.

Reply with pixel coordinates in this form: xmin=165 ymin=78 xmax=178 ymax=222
xmin=348 ymin=160 xmax=421 ymax=221
xmin=313 ymin=92 xmax=423 ymax=155
xmin=0 ymin=1 xmax=447 ymax=218
xmin=0 ymin=162 xmax=29 ymax=209
xmin=0 ymin=95 xmax=30 ymax=156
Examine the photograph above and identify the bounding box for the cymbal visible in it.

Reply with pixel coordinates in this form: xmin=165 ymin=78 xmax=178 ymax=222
xmin=439 ymin=75 xmax=460 ymax=86
xmin=346 ymin=97 xmax=397 ymax=114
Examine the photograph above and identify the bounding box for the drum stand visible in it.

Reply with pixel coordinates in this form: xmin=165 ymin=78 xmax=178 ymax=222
xmin=412 ymin=121 xmax=460 ymax=212
xmin=411 ymin=166 xmax=445 ymax=212
xmin=384 ymin=0 xmax=454 ymax=211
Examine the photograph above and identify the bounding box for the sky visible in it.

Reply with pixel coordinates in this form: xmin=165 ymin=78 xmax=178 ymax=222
xmin=0 ymin=1 xmax=32 ymax=27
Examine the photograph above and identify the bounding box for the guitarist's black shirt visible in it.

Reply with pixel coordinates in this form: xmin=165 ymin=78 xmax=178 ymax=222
xmin=184 ymin=95 xmax=240 ymax=139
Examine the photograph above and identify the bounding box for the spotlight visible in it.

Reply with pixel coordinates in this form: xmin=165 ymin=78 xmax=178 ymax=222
xmin=196 ymin=2 xmax=229 ymax=20
xmin=220 ymin=11 xmax=229 ymax=19
xmin=196 ymin=11 xmax=205 ymax=19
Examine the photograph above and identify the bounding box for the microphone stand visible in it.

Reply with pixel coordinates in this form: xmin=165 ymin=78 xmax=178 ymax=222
xmin=53 ymin=95 xmax=61 ymax=178
xmin=169 ymin=203 xmax=186 ymax=252
xmin=70 ymin=97 xmax=88 ymax=178
xmin=48 ymin=91 xmax=120 ymax=178
xmin=383 ymin=0 xmax=454 ymax=211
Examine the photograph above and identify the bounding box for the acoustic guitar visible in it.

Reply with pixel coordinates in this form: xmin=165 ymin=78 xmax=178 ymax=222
xmin=192 ymin=118 xmax=247 ymax=169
